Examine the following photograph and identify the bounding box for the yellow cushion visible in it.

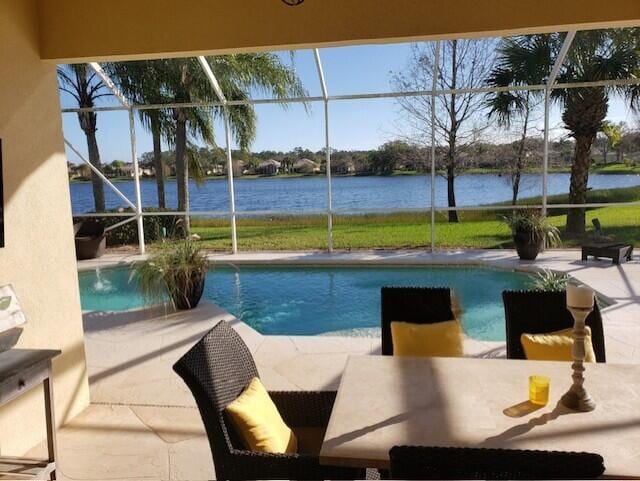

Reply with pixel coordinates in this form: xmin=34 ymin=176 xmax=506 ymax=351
xmin=225 ymin=377 xmax=297 ymax=454
xmin=391 ymin=320 xmax=463 ymax=357
xmin=521 ymin=327 xmax=596 ymax=363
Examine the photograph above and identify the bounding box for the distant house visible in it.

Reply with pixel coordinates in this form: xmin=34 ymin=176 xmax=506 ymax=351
xmin=331 ymin=158 xmax=356 ymax=174
xmin=140 ymin=166 xmax=154 ymax=177
xmin=208 ymin=164 xmax=224 ymax=175
xmin=256 ymin=159 xmax=281 ymax=175
xmin=293 ymin=158 xmax=320 ymax=174
xmin=119 ymin=164 xmax=135 ymax=176
xmin=68 ymin=164 xmax=91 ymax=179
xmin=118 ymin=163 xmax=154 ymax=177
xmin=222 ymin=159 xmax=245 ymax=176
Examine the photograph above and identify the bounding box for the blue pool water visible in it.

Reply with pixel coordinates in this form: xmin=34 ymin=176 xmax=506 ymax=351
xmin=79 ymin=265 xmax=532 ymax=341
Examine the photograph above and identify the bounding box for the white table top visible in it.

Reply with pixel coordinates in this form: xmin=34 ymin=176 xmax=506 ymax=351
xmin=320 ymin=355 xmax=640 ymax=477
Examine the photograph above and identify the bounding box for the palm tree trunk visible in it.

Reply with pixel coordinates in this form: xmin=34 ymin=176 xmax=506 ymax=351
xmin=563 ymin=87 xmax=606 ymax=237
xmin=85 ymin=130 xmax=106 ymax=212
xmin=566 ymin=135 xmax=594 ymax=235
xmin=174 ymin=110 xmax=190 ymax=235
xmin=512 ymin=99 xmax=530 ymax=205
xmin=150 ymin=118 xmax=166 ymax=209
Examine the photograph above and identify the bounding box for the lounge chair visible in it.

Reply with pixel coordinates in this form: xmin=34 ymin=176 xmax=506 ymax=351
xmin=388 ymin=445 xmax=605 ymax=479
xmin=74 ymin=220 xmax=106 ymax=260
xmin=581 ymin=218 xmax=633 ymax=265
xmin=381 ymin=287 xmax=455 ymax=355
xmin=173 ymin=320 xmax=371 ymax=480
xmin=502 ymin=290 xmax=606 ymax=362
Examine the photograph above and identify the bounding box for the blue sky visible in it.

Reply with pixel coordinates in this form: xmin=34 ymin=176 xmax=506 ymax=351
xmin=60 ymin=42 xmax=637 ymax=164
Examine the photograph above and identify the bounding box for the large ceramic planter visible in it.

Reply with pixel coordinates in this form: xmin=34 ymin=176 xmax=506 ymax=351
xmin=514 ymin=232 xmax=544 ymax=261
xmin=170 ymin=271 xmax=205 ymax=310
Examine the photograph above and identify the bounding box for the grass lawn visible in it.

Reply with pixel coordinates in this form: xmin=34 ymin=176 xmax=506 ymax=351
xmin=189 ymin=185 xmax=639 ymax=251
xmin=591 ymin=162 xmax=640 ymax=175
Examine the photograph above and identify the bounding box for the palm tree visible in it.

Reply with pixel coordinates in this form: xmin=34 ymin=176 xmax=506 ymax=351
xmin=488 ymin=29 xmax=639 ymax=235
xmin=106 ymin=61 xmax=173 ymax=209
xmin=485 ymin=35 xmax=550 ymax=205
xmin=160 ymin=54 xmax=306 ymax=234
xmin=58 ymin=64 xmax=112 ymax=212
xmin=557 ymin=29 xmax=638 ymax=234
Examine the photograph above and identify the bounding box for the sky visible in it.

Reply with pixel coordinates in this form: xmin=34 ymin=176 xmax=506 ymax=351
xmin=60 ymin=41 xmax=638 ymax=165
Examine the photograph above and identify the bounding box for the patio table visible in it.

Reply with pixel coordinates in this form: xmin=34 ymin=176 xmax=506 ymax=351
xmin=319 ymin=355 xmax=640 ymax=478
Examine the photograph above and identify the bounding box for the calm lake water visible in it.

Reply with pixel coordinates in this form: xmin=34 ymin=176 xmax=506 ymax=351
xmin=70 ymin=173 xmax=640 ymax=215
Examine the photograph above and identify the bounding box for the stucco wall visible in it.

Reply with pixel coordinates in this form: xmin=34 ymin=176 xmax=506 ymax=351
xmin=36 ymin=0 xmax=640 ymax=63
xmin=0 ymin=0 xmax=89 ymax=455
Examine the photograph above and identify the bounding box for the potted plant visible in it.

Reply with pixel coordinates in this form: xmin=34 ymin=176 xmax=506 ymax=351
xmin=531 ymin=268 xmax=569 ymax=291
xmin=503 ymin=209 xmax=561 ymax=260
xmin=134 ymin=240 xmax=208 ymax=310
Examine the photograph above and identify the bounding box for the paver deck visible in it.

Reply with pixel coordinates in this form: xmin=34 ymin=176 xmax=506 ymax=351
xmin=25 ymin=249 xmax=640 ymax=480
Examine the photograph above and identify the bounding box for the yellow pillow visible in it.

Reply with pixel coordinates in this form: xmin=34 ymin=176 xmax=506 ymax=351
xmin=391 ymin=320 xmax=463 ymax=357
xmin=225 ymin=377 xmax=297 ymax=454
xmin=521 ymin=327 xmax=596 ymax=363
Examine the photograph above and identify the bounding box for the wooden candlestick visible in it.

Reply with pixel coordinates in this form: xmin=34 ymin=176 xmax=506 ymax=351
xmin=561 ymin=305 xmax=596 ymax=412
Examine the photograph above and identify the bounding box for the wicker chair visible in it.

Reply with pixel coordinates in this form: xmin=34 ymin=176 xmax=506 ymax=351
xmin=173 ymin=320 xmax=369 ymax=480
xmin=381 ymin=287 xmax=455 ymax=355
xmin=74 ymin=220 xmax=106 ymax=260
xmin=503 ymin=290 xmax=606 ymax=362
xmin=388 ymin=446 xmax=605 ymax=480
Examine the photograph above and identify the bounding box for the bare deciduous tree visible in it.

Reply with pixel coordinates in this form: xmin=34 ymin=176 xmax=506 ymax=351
xmin=393 ymin=40 xmax=496 ymax=222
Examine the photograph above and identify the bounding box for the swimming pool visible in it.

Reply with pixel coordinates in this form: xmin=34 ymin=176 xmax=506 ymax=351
xmin=79 ymin=265 xmax=533 ymax=341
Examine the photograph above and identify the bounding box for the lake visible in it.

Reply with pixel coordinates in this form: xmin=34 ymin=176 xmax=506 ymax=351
xmin=70 ymin=172 xmax=640 ymax=215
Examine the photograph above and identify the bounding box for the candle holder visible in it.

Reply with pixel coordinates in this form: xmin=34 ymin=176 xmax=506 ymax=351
xmin=560 ymin=304 xmax=596 ymax=412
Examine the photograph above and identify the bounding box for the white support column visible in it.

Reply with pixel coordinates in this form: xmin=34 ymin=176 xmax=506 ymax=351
xmin=198 ymin=56 xmax=238 ymax=253
xmin=324 ymin=100 xmax=333 ymax=252
xmin=223 ymin=109 xmax=238 ymax=254
xmin=430 ymin=41 xmax=441 ymax=252
xmin=129 ymin=110 xmax=145 ymax=254
xmin=542 ymin=31 xmax=576 ymax=217
xmin=542 ymin=88 xmax=550 ymax=217
xmin=314 ymin=49 xmax=333 ymax=253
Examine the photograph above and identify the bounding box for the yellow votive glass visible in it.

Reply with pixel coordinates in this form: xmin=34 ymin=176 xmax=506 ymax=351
xmin=528 ymin=375 xmax=550 ymax=406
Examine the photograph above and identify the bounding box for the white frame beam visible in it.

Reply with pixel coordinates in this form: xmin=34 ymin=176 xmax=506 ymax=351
xmin=61 ymin=77 xmax=640 ymax=116
xmin=128 ymin=109 xmax=146 ymax=254
xmin=89 ymin=62 xmax=130 ymax=108
xmin=64 ymin=139 xmax=136 ymax=210
xmin=198 ymin=56 xmax=238 ymax=253
xmin=542 ymin=31 xmax=576 ymax=217
xmin=61 ymin=32 xmax=640 ymax=255
xmin=89 ymin=62 xmax=146 ymax=253
xmin=314 ymin=48 xmax=333 ymax=253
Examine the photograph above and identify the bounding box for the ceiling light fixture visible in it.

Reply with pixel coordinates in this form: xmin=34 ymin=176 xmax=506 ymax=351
xmin=281 ymin=0 xmax=304 ymax=5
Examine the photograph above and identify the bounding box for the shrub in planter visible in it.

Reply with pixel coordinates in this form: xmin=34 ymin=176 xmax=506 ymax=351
xmin=133 ymin=240 xmax=208 ymax=310
xmin=502 ymin=209 xmax=561 ymax=261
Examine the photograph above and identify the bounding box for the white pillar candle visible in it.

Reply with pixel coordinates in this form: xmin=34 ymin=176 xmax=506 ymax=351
xmin=567 ymin=284 xmax=594 ymax=309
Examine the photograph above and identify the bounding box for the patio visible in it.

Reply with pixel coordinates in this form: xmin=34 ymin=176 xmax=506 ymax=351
xmin=2 ymin=2 xmax=640 ymax=479
xmin=23 ymin=249 xmax=640 ymax=480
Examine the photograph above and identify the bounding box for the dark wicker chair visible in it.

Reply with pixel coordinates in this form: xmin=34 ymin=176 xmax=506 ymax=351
xmin=381 ymin=287 xmax=455 ymax=355
xmin=503 ymin=290 xmax=606 ymax=362
xmin=389 ymin=446 xmax=605 ymax=480
xmin=173 ymin=320 xmax=370 ymax=480
xmin=74 ymin=220 xmax=106 ymax=260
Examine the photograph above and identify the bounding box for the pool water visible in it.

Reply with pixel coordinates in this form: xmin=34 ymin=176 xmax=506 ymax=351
xmin=79 ymin=265 xmax=533 ymax=341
